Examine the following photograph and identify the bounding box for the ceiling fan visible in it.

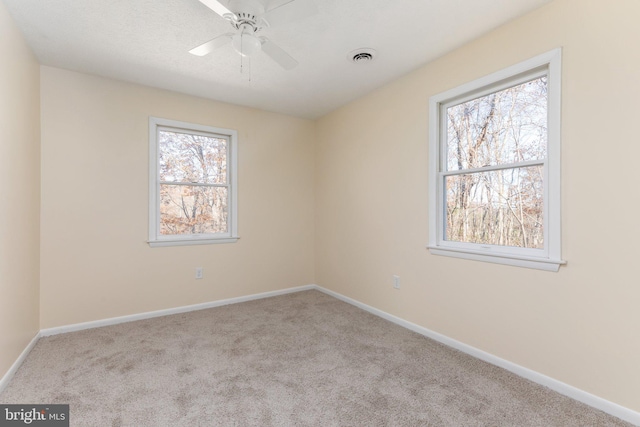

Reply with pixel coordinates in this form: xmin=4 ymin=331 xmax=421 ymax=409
xmin=189 ymin=0 xmax=317 ymax=71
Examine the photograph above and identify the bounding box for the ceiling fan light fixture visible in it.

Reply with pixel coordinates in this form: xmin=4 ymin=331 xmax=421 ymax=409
xmin=232 ymin=30 xmax=262 ymax=57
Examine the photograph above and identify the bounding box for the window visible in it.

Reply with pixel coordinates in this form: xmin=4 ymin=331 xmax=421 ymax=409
xmin=148 ymin=117 xmax=238 ymax=247
xmin=428 ymin=49 xmax=564 ymax=271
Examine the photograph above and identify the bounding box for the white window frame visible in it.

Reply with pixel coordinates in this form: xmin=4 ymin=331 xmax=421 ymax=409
xmin=428 ymin=49 xmax=565 ymax=271
xmin=148 ymin=117 xmax=239 ymax=247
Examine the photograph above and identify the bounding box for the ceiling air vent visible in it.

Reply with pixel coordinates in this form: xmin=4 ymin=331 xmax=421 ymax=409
xmin=348 ymin=48 xmax=377 ymax=64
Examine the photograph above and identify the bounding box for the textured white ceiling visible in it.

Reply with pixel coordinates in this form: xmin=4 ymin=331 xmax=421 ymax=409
xmin=2 ymin=0 xmax=552 ymax=119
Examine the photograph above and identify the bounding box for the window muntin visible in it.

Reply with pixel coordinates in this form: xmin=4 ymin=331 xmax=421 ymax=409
xmin=428 ymin=49 xmax=563 ymax=271
xmin=149 ymin=118 xmax=238 ymax=247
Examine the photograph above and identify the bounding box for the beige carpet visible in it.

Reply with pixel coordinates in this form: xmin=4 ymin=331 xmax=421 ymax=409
xmin=0 ymin=290 xmax=632 ymax=426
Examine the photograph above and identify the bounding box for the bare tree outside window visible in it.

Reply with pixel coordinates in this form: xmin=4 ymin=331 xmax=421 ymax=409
xmin=158 ymin=130 xmax=229 ymax=235
xmin=444 ymin=77 xmax=547 ymax=248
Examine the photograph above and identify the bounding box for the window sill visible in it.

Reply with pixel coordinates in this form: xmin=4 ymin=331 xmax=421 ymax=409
xmin=148 ymin=237 xmax=239 ymax=247
xmin=427 ymin=246 xmax=565 ymax=272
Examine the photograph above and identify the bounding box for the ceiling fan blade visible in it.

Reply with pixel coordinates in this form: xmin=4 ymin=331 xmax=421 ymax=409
xmin=261 ymin=39 xmax=298 ymax=70
xmin=189 ymin=33 xmax=233 ymax=56
xmin=197 ymin=0 xmax=236 ymax=19
xmin=262 ymin=0 xmax=317 ymax=27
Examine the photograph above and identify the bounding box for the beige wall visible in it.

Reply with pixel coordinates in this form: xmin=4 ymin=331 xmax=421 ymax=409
xmin=316 ymin=0 xmax=640 ymax=413
xmin=39 ymin=67 xmax=316 ymax=328
xmin=0 ymin=2 xmax=41 ymax=379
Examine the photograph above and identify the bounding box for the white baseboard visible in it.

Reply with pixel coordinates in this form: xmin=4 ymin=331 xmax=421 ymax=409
xmin=313 ymin=285 xmax=640 ymax=426
xmin=4 ymin=284 xmax=638 ymax=425
xmin=3 ymin=285 xmax=315 ymax=392
xmin=40 ymin=285 xmax=315 ymax=337
xmin=0 ymin=332 xmax=40 ymax=394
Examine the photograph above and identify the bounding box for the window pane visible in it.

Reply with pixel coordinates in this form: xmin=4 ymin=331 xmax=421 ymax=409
xmin=159 ymin=185 xmax=228 ymax=235
xmin=445 ymin=166 xmax=543 ymax=248
xmin=159 ymin=130 xmax=227 ymax=184
xmin=446 ymin=77 xmax=547 ymax=171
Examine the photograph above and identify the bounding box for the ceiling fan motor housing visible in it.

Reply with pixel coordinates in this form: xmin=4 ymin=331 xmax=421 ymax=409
xmin=228 ymin=0 xmax=265 ymax=28
xmin=232 ymin=12 xmax=262 ymax=31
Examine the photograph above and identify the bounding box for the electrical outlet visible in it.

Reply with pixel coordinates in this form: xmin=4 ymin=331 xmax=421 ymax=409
xmin=393 ymin=275 xmax=400 ymax=289
xmin=195 ymin=267 xmax=203 ymax=279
